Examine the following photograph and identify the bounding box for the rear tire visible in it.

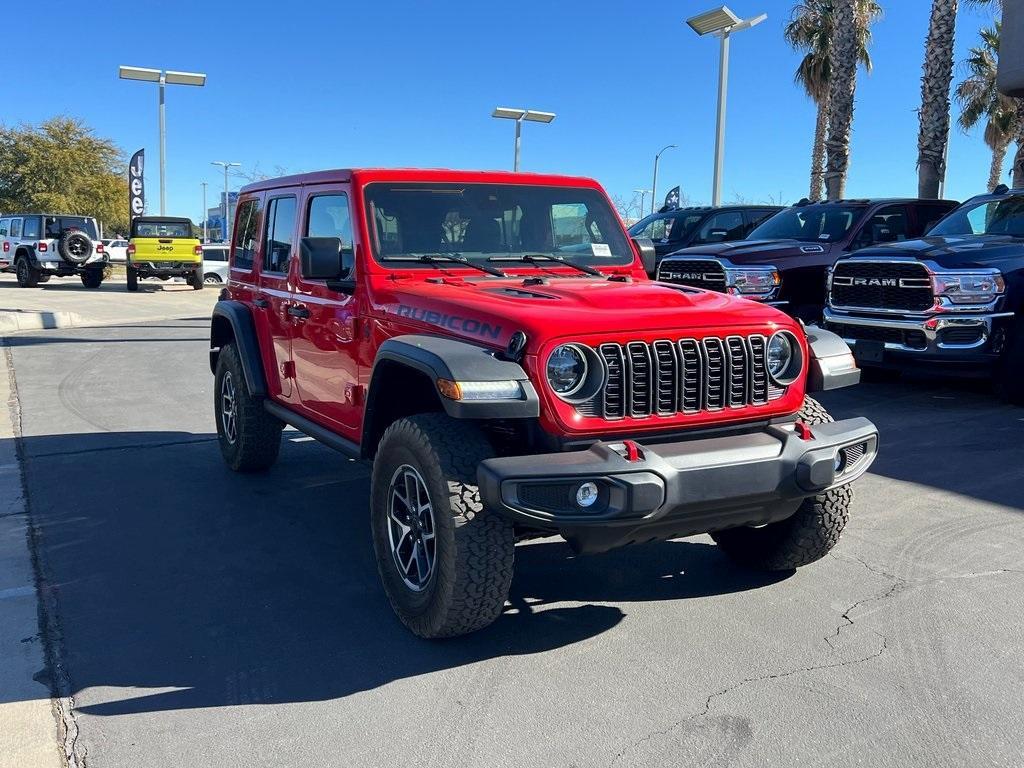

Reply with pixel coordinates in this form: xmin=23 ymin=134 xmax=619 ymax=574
xmin=126 ymin=267 xmax=139 ymax=291
xmin=371 ymin=413 xmax=515 ymax=638
xmin=80 ymin=269 xmax=104 ymax=289
xmin=188 ymin=269 xmax=204 ymax=290
xmin=15 ymin=258 xmax=40 ymax=288
xmin=710 ymin=396 xmax=852 ymax=571
xmin=214 ymin=343 xmax=282 ymax=472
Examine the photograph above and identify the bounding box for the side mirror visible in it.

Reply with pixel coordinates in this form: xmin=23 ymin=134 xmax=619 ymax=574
xmin=300 ymin=237 xmax=354 ymax=289
xmin=632 ymin=237 xmax=657 ymax=276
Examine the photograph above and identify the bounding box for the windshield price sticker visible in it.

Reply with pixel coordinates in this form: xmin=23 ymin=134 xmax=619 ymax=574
xmin=592 ymin=243 xmax=612 ymax=257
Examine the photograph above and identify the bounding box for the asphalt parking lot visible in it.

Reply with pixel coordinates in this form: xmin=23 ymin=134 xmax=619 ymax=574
xmin=3 ymin=315 xmax=1024 ymax=767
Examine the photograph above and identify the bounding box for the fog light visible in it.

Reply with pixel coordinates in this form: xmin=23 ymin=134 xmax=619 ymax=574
xmin=834 ymin=451 xmax=845 ymax=473
xmin=576 ymin=482 xmax=599 ymax=508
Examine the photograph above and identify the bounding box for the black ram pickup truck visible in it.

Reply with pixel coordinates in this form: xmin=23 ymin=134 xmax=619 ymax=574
xmin=657 ymin=198 xmax=958 ymax=322
xmin=823 ymin=187 xmax=1024 ymax=402
xmin=628 ymin=205 xmax=780 ymax=266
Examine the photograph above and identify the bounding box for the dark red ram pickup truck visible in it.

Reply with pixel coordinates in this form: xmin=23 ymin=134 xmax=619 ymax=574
xmin=209 ymin=168 xmax=878 ymax=637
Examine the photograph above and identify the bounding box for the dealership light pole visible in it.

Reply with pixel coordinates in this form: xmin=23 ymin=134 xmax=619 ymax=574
xmin=491 ymin=107 xmax=556 ymax=171
xmin=201 ymin=182 xmax=208 ymax=242
xmin=685 ymin=6 xmax=766 ymax=206
xmin=633 ymin=189 xmax=652 ymax=218
xmin=211 ymin=161 xmax=240 ymax=241
xmin=118 ymin=66 xmax=207 ymax=215
xmin=651 ymin=144 xmax=677 ymax=215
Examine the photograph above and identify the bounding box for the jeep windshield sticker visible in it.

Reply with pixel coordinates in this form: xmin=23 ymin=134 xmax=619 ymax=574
xmin=395 ymin=305 xmax=501 ymax=340
xmin=591 ymin=243 xmax=612 ymax=257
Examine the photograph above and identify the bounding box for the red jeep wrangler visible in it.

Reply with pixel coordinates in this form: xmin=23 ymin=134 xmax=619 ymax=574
xmin=209 ymin=169 xmax=878 ymax=638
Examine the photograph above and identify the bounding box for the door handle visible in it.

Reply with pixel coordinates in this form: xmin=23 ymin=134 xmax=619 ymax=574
xmin=287 ymin=305 xmax=311 ymax=319
xmin=253 ymin=298 xmax=269 ymax=309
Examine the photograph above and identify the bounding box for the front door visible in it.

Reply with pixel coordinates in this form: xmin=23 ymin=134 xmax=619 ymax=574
xmin=290 ymin=186 xmax=362 ymax=437
xmin=258 ymin=193 xmax=299 ymax=401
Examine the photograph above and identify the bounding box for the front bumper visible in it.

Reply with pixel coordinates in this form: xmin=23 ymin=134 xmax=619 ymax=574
xmin=823 ymin=307 xmax=1014 ymax=365
xmin=478 ymin=417 xmax=878 ymax=554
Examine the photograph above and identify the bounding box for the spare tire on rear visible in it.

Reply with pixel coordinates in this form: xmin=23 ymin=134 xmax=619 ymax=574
xmin=58 ymin=230 xmax=93 ymax=264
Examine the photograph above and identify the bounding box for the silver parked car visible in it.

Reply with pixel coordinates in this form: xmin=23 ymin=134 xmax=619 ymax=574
xmin=202 ymin=244 xmax=229 ymax=283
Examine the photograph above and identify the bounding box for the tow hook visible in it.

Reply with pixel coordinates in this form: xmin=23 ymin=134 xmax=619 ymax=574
xmin=621 ymin=439 xmax=642 ymax=462
xmin=795 ymin=422 xmax=814 ymax=441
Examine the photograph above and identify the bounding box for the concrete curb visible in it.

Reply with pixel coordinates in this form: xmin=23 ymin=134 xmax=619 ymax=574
xmin=0 ymin=311 xmax=84 ymax=334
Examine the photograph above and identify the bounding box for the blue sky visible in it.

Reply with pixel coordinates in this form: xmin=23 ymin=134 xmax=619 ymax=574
xmin=5 ymin=0 xmax=1004 ymax=222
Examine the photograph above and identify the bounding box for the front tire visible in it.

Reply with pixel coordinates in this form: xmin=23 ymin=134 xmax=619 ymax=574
xmin=214 ymin=343 xmax=283 ymax=472
xmin=371 ymin=413 xmax=515 ymax=638
xmin=711 ymin=396 xmax=852 ymax=571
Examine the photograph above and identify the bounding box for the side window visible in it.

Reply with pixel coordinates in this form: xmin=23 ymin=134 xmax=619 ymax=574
xmin=634 ymin=217 xmax=669 ymax=241
xmin=232 ymin=198 xmax=262 ymax=271
xmin=854 ymin=205 xmax=909 ymax=249
xmin=21 ymin=217 xmax=39 ymax=239
xmin=0 ymin=219 xmax=8 ymax=236
xmin=915 ymin=203 xmax=956 ymax=235
xmin=306 ymin=194 xmax=353 ymax=258
xmin=9 ymin=219 xmax=22 ymax=238
xmin=263 ymin=197 xmax=297 ymax=274
xmin=744 ymin=209 xmax=775 ymax=232
xmin=694 ymin=211 xmax=744 ymax=244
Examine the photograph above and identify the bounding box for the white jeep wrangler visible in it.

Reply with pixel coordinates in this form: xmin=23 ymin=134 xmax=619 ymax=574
xmin=0 ymin=213 xmax=108 ymax=288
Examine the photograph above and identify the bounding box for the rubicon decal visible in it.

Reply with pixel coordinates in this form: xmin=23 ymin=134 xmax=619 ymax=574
xmin=394 ymin=305 xmax=501 ymax=339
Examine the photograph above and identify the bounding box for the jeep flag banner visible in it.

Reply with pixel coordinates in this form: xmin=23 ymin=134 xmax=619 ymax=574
xmin=128 ymin=149 xmax=145 ymax=223
xmin=662 ymin=186 xmax=680 ymax=211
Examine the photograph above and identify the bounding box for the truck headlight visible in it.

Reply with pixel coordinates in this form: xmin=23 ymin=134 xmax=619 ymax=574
xmin=767 ymin=331 xmax=802 ymax=385
xmin=724 ymin=266 xmax=780 ymax=299
xmin=932 ymin=272 xmax=1005 ymax=305
xmin=547 ymin=344 xmax=588 ymax=396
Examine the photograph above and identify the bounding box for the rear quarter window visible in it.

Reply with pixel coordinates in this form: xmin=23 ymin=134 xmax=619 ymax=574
xmin=232 ymin=198 xmax=262 ymax=271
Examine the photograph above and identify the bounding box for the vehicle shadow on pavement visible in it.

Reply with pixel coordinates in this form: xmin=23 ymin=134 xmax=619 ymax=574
xmin=9 ymin=430 xmax=787 ymax=716
xmin=818 ymin=375 xmax=1024 ymax=512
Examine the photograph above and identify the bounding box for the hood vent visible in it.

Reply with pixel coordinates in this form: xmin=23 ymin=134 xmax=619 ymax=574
xmin=486 ymin=287 xmax=557 ymax=299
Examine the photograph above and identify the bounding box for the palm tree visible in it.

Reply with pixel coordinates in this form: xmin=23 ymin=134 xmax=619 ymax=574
xmin=785 ymin=0 xmax=881 ymax=201
xmin=955 ymin=23 xmax=1018 ymax=191
xmin=824 ymin=0 xmax=858 ymax=200
xmin=917 ymin=0 xmax=960 ymax=198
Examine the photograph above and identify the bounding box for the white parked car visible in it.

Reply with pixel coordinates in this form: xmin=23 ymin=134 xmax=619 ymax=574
xmin=101 ymin=238 xmax=129 ymax=262
xmin=202 ymin=244 xmax=229 ymax=283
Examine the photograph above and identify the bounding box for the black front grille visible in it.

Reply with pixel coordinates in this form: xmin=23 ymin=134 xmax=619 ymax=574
xmin=657 ymin=259 xmax=727 ymax=292
xmin=831 ymin=261 xmax=934 ymax=312
xmin=825 ymin=322 xmax=927 ymax=350
xmin=596 ymin=335 xmax=779 ymax=420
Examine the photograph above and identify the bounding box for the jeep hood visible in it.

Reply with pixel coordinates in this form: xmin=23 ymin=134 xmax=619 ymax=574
xmin=667 ymin=239 xmax=837 ymax=265
xmin=847 ymin=235 xmax=1024 ymax=271
xmin=378 ymin=275 xmax=796 ymax=350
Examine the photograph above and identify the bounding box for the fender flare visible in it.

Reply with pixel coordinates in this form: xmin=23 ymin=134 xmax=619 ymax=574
xmin=367 ymin=334 xmax=540 ymax=421
xmin=209 ymin=300 xmax=267 ymax=397
xmin=15 ymin=247 xmax=38 ymax=267
xmin=805 ymin=325 xmax=861 ymax=392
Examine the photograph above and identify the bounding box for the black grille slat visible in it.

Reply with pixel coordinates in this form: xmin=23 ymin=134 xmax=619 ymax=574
xmin=748 ymin=335 xmax=768 ymax=405
xmin=726 ymin=337 xmax=748 ymax=407
xmin=652 ymin=341 xmax=678 ymax=415
xmin=627 ymin=342 xmax=653 ymax=417
xmin=678 ymin=340 xmax=702 ymax=412
xmin=831 ymin=261 xmax=934 ymax=312
xmin=702 ymin=338 xmax=727 ymax=410
xmin=599 ymin=344 xmax=626 ymax=419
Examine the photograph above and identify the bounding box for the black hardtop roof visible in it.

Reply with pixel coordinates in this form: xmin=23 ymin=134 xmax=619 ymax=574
xmin=132 ymin=216 xmax=195 ymax=225
xmin=791 ymin=197 xmax=959 ymax=207
xmin=648 ymin=203 xmax=783 ymax=216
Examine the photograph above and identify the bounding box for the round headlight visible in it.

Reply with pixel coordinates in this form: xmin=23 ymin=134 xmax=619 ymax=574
xmin=547 ymin=344 xmax=588 ymax=396
xmin=767 ymin=332 xmax=794 ymax=379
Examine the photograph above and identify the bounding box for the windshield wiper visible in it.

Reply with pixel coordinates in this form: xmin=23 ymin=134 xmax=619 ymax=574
xmin=381 ymin=253 xmax=506 ymax=277
xmin=488 ymin=253 xmax=603 ymax=277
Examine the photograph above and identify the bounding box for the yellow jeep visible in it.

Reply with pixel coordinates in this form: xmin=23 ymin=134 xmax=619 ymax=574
xmin=127 ymin=216 xmax=203 ymax=291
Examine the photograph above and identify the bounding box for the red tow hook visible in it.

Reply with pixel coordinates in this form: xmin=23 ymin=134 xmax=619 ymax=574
xmin=795 ymin=421 xmax=815 ymax=441
xmin=622 ymin=439 xmax=642 ymax=462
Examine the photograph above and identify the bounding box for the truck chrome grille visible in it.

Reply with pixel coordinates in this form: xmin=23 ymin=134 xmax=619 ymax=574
xmin=595 ymin=335 xmax=779 ymax=420
xmin=830 ymin=261 xmax=934 ymax=312
xmin=657 ymin=259 xmax=727 ymax=292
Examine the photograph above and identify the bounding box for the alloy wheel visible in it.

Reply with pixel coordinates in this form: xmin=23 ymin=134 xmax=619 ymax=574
xmin=220 ymin=371 xmax=238 ymax=444
xmin=387 ymin=464 xmax=437 ymax=591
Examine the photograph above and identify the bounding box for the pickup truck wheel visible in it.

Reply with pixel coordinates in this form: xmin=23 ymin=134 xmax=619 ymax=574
xmin=126 ymin=267 xmax=139 ymax=291
xmin=994 ymin=317 xmax=1024 ymax=405
xmin=214 ymin=343 xmax=283 ymax=472
xmin=371 ymin=413 xmax=515 ymax=638
xmin=15 ymin=258 xmax=40 ymax=288
xmin=710 ymin=396 xmax=852 ymax=571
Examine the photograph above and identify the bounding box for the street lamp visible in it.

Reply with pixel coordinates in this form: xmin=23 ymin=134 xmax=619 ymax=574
xmin=211 ymin=161 xmax=241 ymax=242
xmin=652 ymin=144 xmax=677 ymax=215
xmin=201 ymin=182 xmax=208 ymax=243
xmin=491 ymin=107 xmax=556 ymax=172
xmin=118 ymin=66 xmax=207 ymax=215
xmin=633 ymin=189 xmax=653 ymax=219
xmin=685 ymin=6 xmax=766 ymax=206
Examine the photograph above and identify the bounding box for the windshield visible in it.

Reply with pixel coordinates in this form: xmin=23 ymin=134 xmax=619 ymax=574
xmin=44 ymin=216 xmax=98 ymax=239
xmin=927 ymin=195 xmax=1024 ymax=237
xmin=747 ymin=204 xmax=864 ymax=243
xmin=132 ymin=220 xmax=192 ymax=238
xmin=628 ymin=212 xmax=704 ymax=243
xmin=363 ymin=183 xmax=633 ymax=267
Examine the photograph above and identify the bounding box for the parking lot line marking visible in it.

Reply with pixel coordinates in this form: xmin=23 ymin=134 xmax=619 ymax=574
xmin=0 ymin=585 xmax=35 ymax=601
